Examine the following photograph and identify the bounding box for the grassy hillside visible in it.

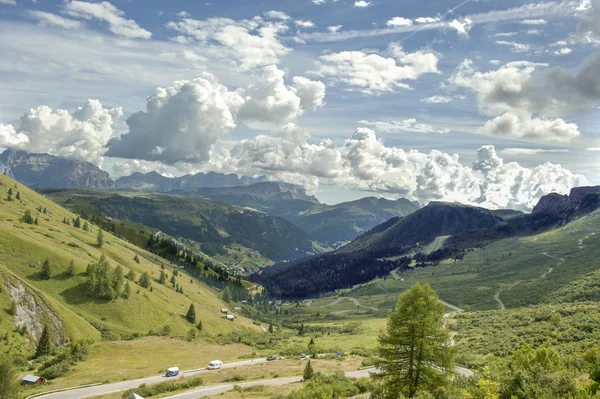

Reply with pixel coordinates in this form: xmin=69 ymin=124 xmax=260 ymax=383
xmin=0 ymin=174 xmax=259 ymax=361
xmin=45 ymin=189 xmax=324 ymax=262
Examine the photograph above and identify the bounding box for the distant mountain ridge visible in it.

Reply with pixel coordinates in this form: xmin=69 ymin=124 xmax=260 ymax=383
xmin=115 ymin=171 xmax=270 ymax=192
xmin=0 ymin=149 xmax=115 ymax=189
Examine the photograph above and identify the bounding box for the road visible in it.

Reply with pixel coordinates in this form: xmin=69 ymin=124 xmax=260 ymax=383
xmin=162 ymin=366 xmax=474 ymax=399
xmin=35 ymin=359 xmax=270 ymax=399
xmin=319 ymin=296 xmax=379 ymax=311
xmin=439 ymin=300 xmax=464 ymax=314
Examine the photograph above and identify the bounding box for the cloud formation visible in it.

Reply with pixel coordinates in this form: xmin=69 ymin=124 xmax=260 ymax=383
xmin=358 ymin=119 xmax=449 ymax=134
xmin=209 ymin=128 xmax=587 ymax=211
xmin=28 ymin=11 xmax=83 ymax=29
xmin=0 ymin=100 xmax=122 ymax=165
xmin=64 ymin=1 xmax=151 ymax=39
xmin=312 ymin=43 xmax=438 ymax=94
xmin=106 ymin=65 xmax=325 ymax=164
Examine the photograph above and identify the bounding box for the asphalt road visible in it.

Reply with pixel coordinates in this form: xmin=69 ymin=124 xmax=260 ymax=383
xmin=35 ymin=359 xmax=270 ymax=399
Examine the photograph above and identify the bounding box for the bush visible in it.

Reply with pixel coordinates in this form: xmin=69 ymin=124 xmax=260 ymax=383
xmin=121 ymin=377 xmax=203 ymax=398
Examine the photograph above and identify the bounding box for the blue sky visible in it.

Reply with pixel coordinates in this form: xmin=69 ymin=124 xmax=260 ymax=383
xmin=0 ymin=0 xmax=598 ymax=209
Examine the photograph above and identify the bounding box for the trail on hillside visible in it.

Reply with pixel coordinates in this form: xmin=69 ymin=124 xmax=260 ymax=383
xmin=578 ymin=232 xmax=596 ymax=249
xmin=439 ymin=300 xmax=464 ymax=314
xmin=494 ymin=281 xmax=521 ymax=310
xmin=320 ymin=296 xmax=378 ymax=311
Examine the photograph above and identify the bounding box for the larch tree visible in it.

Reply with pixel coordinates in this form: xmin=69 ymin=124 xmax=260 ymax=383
xmin=34 ymin=325 xmax=52 ymax=358
xmin=373 ymin=283 xmax=455 ymax=398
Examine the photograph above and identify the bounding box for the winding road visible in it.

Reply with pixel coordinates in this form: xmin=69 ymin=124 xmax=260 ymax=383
xmin=319 ymin=296 xmax=379 ymax=311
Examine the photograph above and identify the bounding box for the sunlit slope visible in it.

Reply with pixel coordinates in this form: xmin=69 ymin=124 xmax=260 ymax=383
xmin=0 ymin=173 xmax=258 ymax=353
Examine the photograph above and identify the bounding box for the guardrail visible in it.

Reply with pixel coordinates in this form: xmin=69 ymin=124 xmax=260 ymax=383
xmin=25 ymin=382 xmax=104 ymax=399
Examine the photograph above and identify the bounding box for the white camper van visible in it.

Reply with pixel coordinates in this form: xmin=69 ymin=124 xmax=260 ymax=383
xmin=207 ymin=360 xmax=223 ymax=370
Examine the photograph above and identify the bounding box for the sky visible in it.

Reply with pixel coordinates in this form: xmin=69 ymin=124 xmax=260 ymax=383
xmin=0 ymin=0 xmax=599 ymax=210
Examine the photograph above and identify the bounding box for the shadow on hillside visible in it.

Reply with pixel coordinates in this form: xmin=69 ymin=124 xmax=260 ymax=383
xmin=61 ymin=283 xmax=111 ymax=305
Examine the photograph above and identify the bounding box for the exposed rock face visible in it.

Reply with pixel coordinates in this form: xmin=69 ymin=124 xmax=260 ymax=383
xmin=0 ymin=149 xmax=115 ymax=189
xmin=531 ymin=193 xmax=571 ymax=214
xmin=570 ymin=186 xmax=600 ymax=203
xmin=115 ymin=171 xmax=269 ymax=191
xmin=532 ymin=187 xmax=600 ymax=216
xmin=192 ymin=181 xmax=319 ymax=203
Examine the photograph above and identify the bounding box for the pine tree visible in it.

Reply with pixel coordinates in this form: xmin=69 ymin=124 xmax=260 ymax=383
xmin=269 ymin=323 xmax=274 ymax=333
xmin=15 ymin=192 xmax=20 ymax=200
xmin=158 ymin=270 xmax=166 ymax=284
xmin=298 ymin=323 xmax=305 ymax=336
xmin=20 ymin=210 xmax=34 ymax=224
xmin=34 ymin=217 xmax=38 ymax=225
xmin=73 ymin=216 xmax=81 ymax=228
xmin=196 ymin=320 xmax=203 ymax=331
xmin=186 ymin=304 xmax=196 ymax=324
xmin=113 ymin=266 xmax=125 ymax=297
xmin=222 ymin=286 xmax=232 ymax=303
xmin=40 ymin=259 xmax=51 ymax=280
xmin=43 ymin=207 xmax=47 ymax=214
xmin=303 ymin=359 xmax=314 ymax=380
xmin=123 ymin=281 xmax=131 ymax=299
xmin=66 ymin=260 xmax=75 ymax=277
xmin=170 ymin=275 xmax=176 ymax=287
xmin=0 ymin=359 xmax=19 ymax=399
xmin=374 ymin=283 xmax=454 ymax=398
xmin=7 ymin=188 xmax=12 ymax=196
xmin=126 ymin=269 xmax=136 ymax=281
xmin=97 ymin=229 xmax=104 ymax=248
xmin=6 ymin=194 xmax=12 ymax=202
xmin=82 ymin=222 xmax=89 ymax=231
xmin=133 ymin=254 xmax=140 ymax=263
xmin=138 ymin=272 xmax=151 ymax=289
xmin=34 ymin=325 xmax=52 ymax=358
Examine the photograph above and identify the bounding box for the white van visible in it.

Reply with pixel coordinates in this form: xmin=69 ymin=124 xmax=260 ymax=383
xmin=207 ymin=360 xmax=223 ymax=370
xmin=165 ymin=366 xmax=179 ymax=377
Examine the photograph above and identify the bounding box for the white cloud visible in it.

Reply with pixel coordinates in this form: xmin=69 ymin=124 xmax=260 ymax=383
xmin=553 ymin=47 xmax=573 ymax=55
xmin=587 ymin=147 xmax=600 ymax=151
xmin=112 ymin=159 xmax=171 ymax=177
xmin=28 ymin=11 xmax=83 ymax=30
xmin=166 ymin=16 xmax=290 ymax=70
xmin=387 ymin=17 xmax=412 ymax=27
xmin=420 ymin=95 xmax=453 ymax=104
xmin=294 ymin=20 xmax=315 ymax=28
xmin=264 ymin=10 xmax=290 ymax=20
xmin=312 ymin=0 xmax=325 ymax=4
xmin=63 ymin=1 xmax=152 ymax=39
xmin=479 ymin=112 xmax=580 ymax=142
xmin=495 ymin=32 xmax=517 ymax=37
xmin=489 ymin=60 xmax=503 ymax=65
xmin=568 ymin=0 xmax=600 ymax=44
xmin=327 ymin=25 xmax=342 ymax=32
xmin=520 ymin=18 xmax=547 ymax=25
xmin=106 ymin=65 xmax=325 ymax=164
xmin=177 ymin=11 xmax=191 ymax=18
xmin=312 ymin=43 xmax=438 ymax=94
xmin=209 ymin=128 xmax=587 ymax=211
xmin=527 ymin=29 xmax=542 ymax=35
xmin=415 ymin=17 xmax=439 ymax=24
xmin=359 ymin=119 xmax=449 ymax=134
xmin=0 ymin=0 xmax=16 ymax=5
xmin=449 ymin=18 xmax=473 ymax=37
xmin=0 ymin=100 xmax=122 ymax=165
xmin=495 ymin=40 xmax=531 ymax=52
xmin=354 ymin=0 xmax=371 ymax=7
xmin=501 ymin=148 xmax=569 ymax=155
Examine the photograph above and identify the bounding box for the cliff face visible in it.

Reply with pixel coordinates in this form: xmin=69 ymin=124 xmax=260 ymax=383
xmin=0 ymin=149 xmax=115 ymax=189
xmin=531 ymin=187 xmax=600 ymax=219
xmin=115 ymin=171 xmax=269 ymax=191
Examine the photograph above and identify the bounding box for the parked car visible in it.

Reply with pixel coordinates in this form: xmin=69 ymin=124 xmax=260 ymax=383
xmin=207 ymin=360 xmax=223 ymax=370
xmin=266 ymin=355 xmax=277 ymax=361
xmin=165 ymin=367 xmax=179 ymax=377
xmin=299 ymin=354 xmax=307 ymax=359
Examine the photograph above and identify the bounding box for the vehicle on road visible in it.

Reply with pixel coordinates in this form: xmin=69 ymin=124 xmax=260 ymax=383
xmin=266 ymin=355 xmax=277 ymax=361
xmin=165 ymin=367 xmax=179 ymax=377
xmin=299 ymin=354 xmax=306 ymax=359
xmin=207 ymin=360 xmax=223 ymax=370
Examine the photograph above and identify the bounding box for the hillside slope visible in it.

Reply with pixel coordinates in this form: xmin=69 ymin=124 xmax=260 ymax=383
xmin=0 ymin=174 xmax=258 ymax=359
xmin=45 ymin=189 xmax=324 ymax=261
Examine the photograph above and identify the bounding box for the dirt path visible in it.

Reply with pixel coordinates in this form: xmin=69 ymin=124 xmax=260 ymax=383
xmin=578 ymin=232 xmax=596 ymax=249
xmin=439 ymin=300 xmax=464 ymax=314
xmin=495 ymin=281 xmax=521 ymax=310
xmin=320 ymin=296 xmax=378 ymax=311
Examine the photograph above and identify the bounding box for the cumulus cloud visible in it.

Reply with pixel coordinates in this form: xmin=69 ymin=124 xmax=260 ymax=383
xmin=166 ymin=15 xmax=289 ymax=69
xmin=312 ymin=0 xmax=325 ymax=4
xmin=112 ymin=159 xmax=172 ymax=177
xmin=420 ymin=95 xmax=453 ymax=104
xmin=449 ymin=55 xmax=600 ymax=142
xmin=63 ymin=1 xmax=152 ymax=39
xmin=328 ymin=25 xmax=343 ymax=32
xmin=359 ymin=119 xmax=449 ymax=134
xmin=294 ymin=20 xmax=315 ymax=28
xmin=354 ymin=0 xmax=371 ymax=7
xmin=415 ymin=17 xmax=439 ymax=24
xmin=264 ymin=10 xmax=290 ymax=20
xmin=209 ymin=128 xmax=586 ymax=211
xmin=449 ymin=18 xmax=473 ymax=37
xmin=106 ymin=65 xmax=325 ymax=164
xmin=312 ymin=42 xmax=438 ymax=94
xmin=495 ymin=40 xmax=532 ymax=53
xmin=387 ymin=17 xmax=412 ymax=27
xmin=28 ymin=11 xmax=83 ymax=29
xmin=553 ymin=47 xmax=573 ymax=55
xmin=0 ymin=100 xmax=122 ymax=165
xmin=568 ymin=0 xmax=600 ymax=44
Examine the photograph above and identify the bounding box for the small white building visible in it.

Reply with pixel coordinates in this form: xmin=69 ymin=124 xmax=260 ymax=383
xmin=220 ymin=308 xmax=228 ymax=313
xmin=234 ymin=307 xmax=242 ymax=311
xmin=226 ymin=314 xmax=235 ymax=321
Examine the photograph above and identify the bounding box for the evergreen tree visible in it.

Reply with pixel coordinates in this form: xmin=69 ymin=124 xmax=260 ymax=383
xmin=34 ymin=217 xmax=38 ymax=225
xmin=170 ymin=275 xmax=176 ymax=287
xmin=7 ymin=188 xmax=12 ymax=196
xmin=186 ymin=304 xmax=196 ymax=324
xmin=15 ymin=192 xmax=20 ymax=200
xmin=196 ymin=320 xmax=203 ymax=331
xmin=138 ymin=272 xmax=151 ymax=289
xmin=43 ymin=207 xmax=47 ymax=214
xmin=123 ymin=281 xmax=131 ymax=299
xmin=126 ymin=269 xmax=136 ymax=281
xmin=298 ymin=323 xmax=305 ymax=336
xmin=66 ymin=260 xmax=75 ymax=277
xmin=158 ymin=270 xmax=166 ymax=284
xmin=73 ymin=216 xmax=81 ymax=228
xmin=82 ymin=222 xmax=89 ymax=231
xmin=222 ymin=286 xmax=232 ymax=302
xmin=6 ymin=194 xmax=12 ymax=202
xmin=40 ymin=259 xmax=51 ymax=280
xmin=20 ymin=210 xmax=34 ymax=224
xmin=113 ymin=266 xmax=125 ymax=297
xmin=0 ymin=359 xmax=18 ymax=399
xmin=133 ymin=254 xmax=140 ymax=263
xmin=97 ymin=229 xmax=104 ymax=248
xmin=34 ymin=325 xmax=52 ymax=358
xmin=269 ymin=323 xmax=274 ymax=333
xmin=7 ymin=301 xmax=16 ymax=316
xmin=374 ymin=283 xmax=454 ymax=398
xmin=303 ymin=359 xmax=314 ymax=380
